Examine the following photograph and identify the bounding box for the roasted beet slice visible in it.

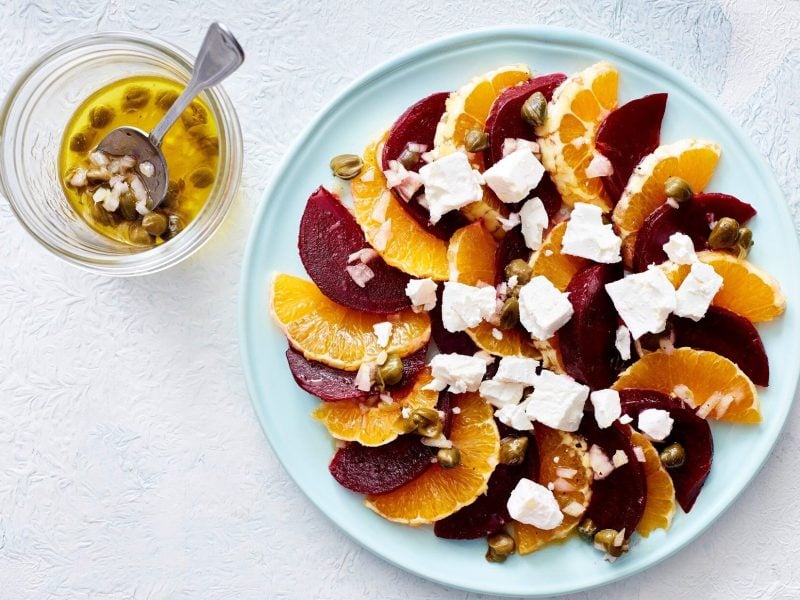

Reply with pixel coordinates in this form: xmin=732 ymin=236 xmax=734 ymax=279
xmin=438 ymin=391 xmax=454 ymax=439
xmin=329 ymin=435 xmax=433 ymax=495
xmin=558 ymin=264 xmax=624 ymax=390
xmin=381 ymin=92 xmax=468 ymax=240
xmin=494 ymin=226 xmax=530 ymax=284
xmin=619 ymin=389 xmax=713 ymax=512
xmin=595 ymin=93 xmax=667 ymax=204
xmin=430 ymin=287 xmax=479 ymax=355
xmin=579 ymin=419 xmax=646 ymax=536
xmin=633 ymin=193 xmax=756 ymax=271
xmin=299 ymin=186 xmax=411 ymax=313
xmin=285 ymin=345 xmax=428 ymax=402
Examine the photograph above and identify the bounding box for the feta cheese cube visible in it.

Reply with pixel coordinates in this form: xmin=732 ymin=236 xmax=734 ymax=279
xmin=662 ymin=232 xmax=697 ymax=265
xmin=494 ymin=356 xmax=539 ymax=386
xmin=525 ymin=370 xmax=588 ymax=432
xmin=495 ymin=402 xmax=534 ymax=431
xmin=372 ymin=322 xmax=393 ymax=348
xmin=507 ymin=478 xmax=564 ymax=529
xmin=405 ymin=278 xmax=438 ymax=312
xmin=637 ymin=408 xmax=674 ymax=441
xmin=428 ymin=353 xmax=487 ymax=394
xmin=674 ymin=261 xmax=723 ymax=321
xmin=561 ymin=203 xmax=622 ymax=264
xmin=520 ymin=197 xmax=549 ymax=250
xmin=479 ymin=380 xmax=524 ymax=408
xmin=615 ymin=325 xmax=632 ymax=361
xmin=590 ymin=389 xmax=621 ymax=429
xmin=518 ymin=276 xmax=574 ymax=340
xmin=483 ymin=148 xmax=545 ymax=204
xmin=418 ymin=152 xmax=484 ymax=224
xmin=605 ymin=267 xmax=677 ymax=339
xmin=441 ymin=281 xmax=497 ymax=332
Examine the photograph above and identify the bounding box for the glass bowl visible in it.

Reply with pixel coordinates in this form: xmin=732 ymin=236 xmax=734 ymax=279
xmin=0 ymin=32 xmax=243 ymax=276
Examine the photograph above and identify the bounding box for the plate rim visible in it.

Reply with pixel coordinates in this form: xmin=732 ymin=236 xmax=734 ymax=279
xmin=238 ymin=25 xmax=800 ymax=597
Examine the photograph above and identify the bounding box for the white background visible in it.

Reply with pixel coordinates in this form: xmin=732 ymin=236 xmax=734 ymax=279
xmin=1 ymin=1 xmax=799 ymax=598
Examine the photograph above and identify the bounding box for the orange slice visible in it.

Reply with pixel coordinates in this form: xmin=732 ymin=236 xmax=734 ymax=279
xmin=351 ymin=137 xmax=449 ymax=280
xmin=467 ymin=323 xmax=541 ymax=359
xmin=663 ymin=251 xmax=786 ymax=323
xmin=529 ymin=221 xmax=592 ymax=292
xmin=515 ymin=426 xmax=592 ymax=554
xmin=270 ymin=273 xmax=430 ymax=371
xmin=613 ymin=348 xmax=760 ymax=423
xmin=630 ymin=430 xmax=675 ymax=536
xmin=365 ymin=391 xmax=500 ymax=524
xmin=535 ymin=62 xmax=618 ymax=212
xmin=312 ymin=368 xmax=438 ymax=446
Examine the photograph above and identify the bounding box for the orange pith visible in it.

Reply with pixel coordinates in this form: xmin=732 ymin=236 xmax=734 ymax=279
xmin=629 ymin=430 xmax=676 ymax=536
xmin=529 ymin=221 xmax=592 ymax=292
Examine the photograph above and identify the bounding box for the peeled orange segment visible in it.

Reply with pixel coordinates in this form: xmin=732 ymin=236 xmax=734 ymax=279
xmin=466 ymin=323 xmax=541 ymax=359
xmin=613 ymin=348 xmax=761 ymax=423
xmin=351 ymin=138 xmax=449 ymax=280
xmin=663 ymin=251 xmax=786 ymax=323
xmin=529 ymin=221 xmax=593 ymax=292
xmin=270 ymin=273 xmax=430 ymax=371
xmin=515 ymin=426 xmax=592 ymax=555
xmin=612 ymin=138 xmax=721 ymax=263
xmin=630 ymin=430 xmax=676 ymax=537
xmin=447 ymin=221 xmax=498 ymax=286
xmin=535 ymin=62 xmax=618 ymax=212
xmin=365 ymin=391 xmax=500 ymax=524
xmin=534 ymin=336 xmax=566 ymax=374
xmin=312 ymin=368 xmax=438 ymax=446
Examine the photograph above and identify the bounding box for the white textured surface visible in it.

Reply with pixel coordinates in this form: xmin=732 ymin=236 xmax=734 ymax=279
xmin=1 ymin=1 xmax=799 ymax=598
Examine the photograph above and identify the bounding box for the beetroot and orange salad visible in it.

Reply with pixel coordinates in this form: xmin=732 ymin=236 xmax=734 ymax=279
xmin=270 ymin=61 xmax=786 ymax=562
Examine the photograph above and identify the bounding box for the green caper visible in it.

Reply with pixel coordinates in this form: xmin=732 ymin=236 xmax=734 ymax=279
xmin=663 ymin=176 xmax=693 ymax=203
xmin=521 ymin=92 xmax=547 ymax=127
xmin=708 ymin=217 xmax=740 ymax=249
xmin=411 ymin=407 xmax=440 ymax=427
xmin=167 ymin=214 xmax=184 ymax=237
xmin=465 ymin=129 xmax=489 ymax=153
xmin=486 ymin=532 xmax=516 ymax=563
xmin=189 ymin=167 xmax=215 ymax=188
xmin=181 ymin=101 xmax=208 ymax=128
xmin=499 ymin=297 xmax=520 ymax=330
xmin=504 ymin=258 xmax=533 ymax=285
xmin=142 ymin=212 xmax=168 ymax=237
xmin=594 ymin=529 xmax=624 ymax=556
xmin=155 ymin=90 xmax=179 ymax=111
xmin=417 ymin=420 xmax=443 ymax=439
xmin=69 ymin=130 xmax=96 ymax=152
xmin=121 ymin=85 xmax=151 ymax=111
xmin=164 ymin=179 xmax=184 ymax=208
xmin=736 ymin=226 xmax=753 ymax=258
xmin=395 ymin=415 xmax=418 ymax=434
xmin=126 ymin=223 xmax=153 ymax=246
xmin=88 ymin=105 xmax=115 ymax=129
xmin=499 ymin=436 xmax=528 ymax=465
xmin=437 ymin=447 xmax=461 ymax=468
xmin=377 ymin=353 xmax=404 ymax=387
xmin=197 ymin=134 xmax=220 ymax=157
xmin=330 ymin=154 xmax=363 ymax=180
xmin=659 ymin=442 xmax=686 ymax=469
xmin=118 ymin=190 xmax=138 ymax=220
xmin=90 ymin=200 xmax=116 ymax=226
xmin=397 ymin=148 xmax=420 ymax=170
xmin=577 ymin=518 xmax=598 ymax=541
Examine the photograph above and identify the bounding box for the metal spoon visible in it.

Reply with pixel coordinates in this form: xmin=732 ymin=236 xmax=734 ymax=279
xmin=97 ymin=23 xmax=244 ymax=209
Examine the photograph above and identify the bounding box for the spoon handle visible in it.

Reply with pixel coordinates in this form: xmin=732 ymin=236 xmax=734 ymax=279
xmin=149 ymin=23 xmax=244 ymax=147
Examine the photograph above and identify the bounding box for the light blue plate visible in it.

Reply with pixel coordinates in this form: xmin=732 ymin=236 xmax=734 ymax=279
xmin=239 ymin=27 xmax=800 ymax=597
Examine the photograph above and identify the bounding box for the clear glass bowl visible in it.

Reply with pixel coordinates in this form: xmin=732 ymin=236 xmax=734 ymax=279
xmin=0 ymin=32 xmax=243 ymax=276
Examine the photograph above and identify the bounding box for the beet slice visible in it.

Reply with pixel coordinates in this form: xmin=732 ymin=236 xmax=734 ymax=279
xmin=329 ymin=435 xmax=433 ymax=495
xmin=438 ymin=391 xmax=454 ymax=439
xmin=430 ymin=287 xmax=480 ymax=355
xmin=633 ymin=193 xmax=756 ymax=272
xmin=595 ymin=93 xmax=667 ymax=204
xmin=381 ymin=92 xmax=468 ymax=240
xmin=299 ymin=186 xmax=411 ymax=313
xmin=579 ymin=419 xmax=646 ymax=536
xmin=619 ymin=389 xmax=713 ymax=512
xmin=494 ymin=226 xmax=529 ymax=284
xmin=558 ymin=264 xmax=624 ymax=390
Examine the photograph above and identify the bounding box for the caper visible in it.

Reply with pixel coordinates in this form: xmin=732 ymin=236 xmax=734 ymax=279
xmin=118 ymin=190 xmax=138 ymax=220
xmin=659 ymin=442 xmax=686 ymax=469
xmin=504 ymin=258 xmax=532 ymax=285
xmin=736 ymin=226 xmax=753 ymax=258
xmin=142 ymin=212 xmax=168 ymax=237
xmin=126 ymin=223 xmax=153 ymax=246
xmin=499 ymin=297 xmax=520 ymax=330
xmin=197 ymin=134 xmax=220 ymax=157
xmin=90 ymin=200 xmax=116 ymax=226
xmin=499 ymin=436 xmax=528 ymax=465
xmin=330 ymin=154 xmax=363 ymax=180
xmin=594 ymin=528 xmax=624 ymax=556
xmin=377 ymin=353 xmax=404 ymax=387
xmin=708 ymin=217 xmax=740 ymax=249
xmin=465 ymin=129 xmax=489 ymax=153
xmin=521 ymin=92 xmax=547 ymax=127
xmin=168 ymin=214 xmax=184 ymax=237
xmin=577 ymin=518 xmax=597 ymax=541
xmin=189 ymin=167 xmax=215 ymax=188
xmin=69 ymin=130 xmax=95 ymax=153
xmin=417 ymin=420 xmax=443 ymax=439
xmin=663 ymin=176 xmax=693 ymax=203
xmin=411 ymin=407 xmax=440 ymax=427
xmin=486 ymin=532 xmax=516 ymax=563
xmin=437 ymin=447 xmax=461 ymax=468
xmin=89 ymin=105 xmax=115 ymax=129
xmin=397 ymin=148 xmax=420 ymax=170
xmin=121 ymin=85 xmax=151 ymax=111
xmin=164 ymin=179 xmax=184 ymax=208
xmin=155 ymin=90 xmax=179 ymax=111
xmin=181 ymin=101 xmax=208 ymax=129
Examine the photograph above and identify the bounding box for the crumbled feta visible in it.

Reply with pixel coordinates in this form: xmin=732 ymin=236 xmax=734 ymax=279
xmin=590 ymin=389 xmax=621 ymax=429
xmin=418 ymin=152 xmax=484 ymax=224
xmin=637 ymin=408 xmax=674 ymax=441
xmin=561 ymin=203 xmax=622 ymax=264
xmin=674 ymin=261 xmax=723 ymax=321
xmin=428 ymin=353 xmax=487 ymax=394
xmin=495 ymin=402 xmax=534 ymax=431
xmin=605 ymin=267 xmax=677 ymax=339
xmin=479 ymin=380 xmax=525 ymax=408
xmin=518 ymin=276 xmax=574 ymax=340
xmin=662 ymin=232 xmax=697 ymax=265
xmin=494 ymin=356 xmax=539 ymax=386
xmin=525 ymin=370 xmax=588 ymax=432
xmin=497 ymin=212 xmax=522 ymax=231
xmin=589 ymin=444 xmax=615 ymax=480
xmin=346 ymin=263 xmax=375 ymax=287
xmin=441 ymin=282 xmax=497 ymax=332
xmin=619 ymin=414 xmax=633 ymax=425
xmin=585 ymin=152 xmax=614 ymax=178
xmin=507 ymin=478 xmax=564 ymax=530
xmin=373 ymin=322 xmax=393 ymax=348
xmin=483 ymin=148 xmax=545 ymax=204
xmin=615 ymin=325 xmax=632 ymax=361
xmin=383 ymin=160 xmax=423 ymax=202
xmin=405 ymin=278 xmax=437 ymax=312
xmin=612 ymin=449 xmax=629 ymax=468
xmin=520 ymin=197 xmax=549 ymax=250
xmin=502 ymin=138 xmax=540 ymax=157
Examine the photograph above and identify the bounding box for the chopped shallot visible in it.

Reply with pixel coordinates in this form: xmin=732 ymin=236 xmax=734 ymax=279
xmin=556 ymin=467 xmax=577 ymax=479
xmin=633 ymin=446 xmax=646 ymax=462
xmin=407 ymin=142 xmax=428 ymax=154
xmin=589 ymin=444 xmax=614 ymax=480
xmin=346 ymin=263 xmax=375 ymax=288
xmin=354 ymin=362 xmax=375 ymax=391
xmin=562 ymin=501 xmax=585 ymax=517
xmin=585 ymin=152 xmax=614 ymax=178
xmin=373 ymin=219 xmax=392 ymax=251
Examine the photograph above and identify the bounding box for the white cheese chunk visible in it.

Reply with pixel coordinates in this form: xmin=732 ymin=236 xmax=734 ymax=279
xmin=495 ymin=402 xmax=535 ymax=431
xmin=614 ymin=325 xmax=632 ymax=361
xmin=637 ymin=408 xmax=674 ymax=441
xmin=590 ymin=389 xmax=622 ymax=429
xmin=674 ymin=261 xmax=723 ymax=321
xmin=662 ymin=232 xmax=697 ymax=265
xmin=441 ymin=281 xmax=497 ymax=332
xmin=526 ymin=370 xmax=588 ymax=432
xmin=494 ymin=356 xmax=540 ymax=386
xmin=518 ymin=276 xmax=574 ymax=340
xmin=507 ymin=478 xmax=564 ymax=530
xmin=619 ymin=414 xmax=633 ymax=425
xmin=428 ymin=353 xmax=487 ymax=394
xmin=605 ymin=267 xmax=677 ymax=339
xmin=479 ymin=380 xmax=524 ymax=408
xmin=520 ymin=197 xmax=549 ymax=250
xmin=561 ymin=202 xmax=622 ymax=264
xmin=405 ymin=278 xmax=438 ymax=312
xmin=372 ymin=322 xmax=393 ymax=348
xmin=483 ymin=148 xmax=545 ymax=204
xmin=418 ymin=152 xmax=484 ymax=224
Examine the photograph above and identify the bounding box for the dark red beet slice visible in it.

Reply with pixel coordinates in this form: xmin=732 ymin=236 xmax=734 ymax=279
xmin=633 ymin=193 xmax=756 ymax=272
xmin=579 ymin=419 xmax=646 ymax=536
xmin=438 ymin=391 xmax=454 ymax=439
xmin=558 ymin=264 xmax=625 ymax=390
xmin=595 ymin=93 xmax=667 ymax=204
xmin=430 ymin=287 xmax=480 ymax=355
xmin=619 ymin=389 xmax=713 ymax=512
xmin=285 ymin=345 xmax=428 ymax=402
xmin=299 ymin=186 xmax=411 ymax=313
xmin=329 ymin=435 xmax=433 ymax=495
xmin=381 ymin=92 xmax=468 ymax=240
xmin=494 ymin=226 xmax=529 ymax=284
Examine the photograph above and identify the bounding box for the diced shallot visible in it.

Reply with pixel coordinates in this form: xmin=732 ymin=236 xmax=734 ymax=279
xmin=561 ymin=501 xmax=585 ymax=517
xmin=406 ymin=142 xmax=428 ymax=154
xmin=553 ymin=478 xmax=576 ymax=492
xmin=346 ymin=263 xmax=375 ymax=288
xmin=589 ymin=444 xmax=615 ymax=480
xmin=354 ymin=362 xmax=375 ymax=391
xmin=585 ymin=153 xmax=614 ymax=178
xmin=373 ymin=219 xmax=392 ymax=252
